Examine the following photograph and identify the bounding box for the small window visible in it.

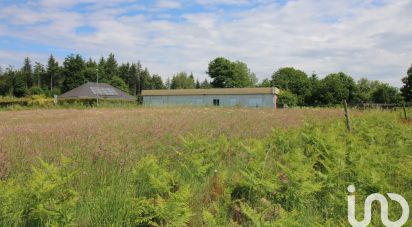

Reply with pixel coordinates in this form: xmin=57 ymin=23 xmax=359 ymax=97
xmin=213 ymin=99 xmax=220 ymax=106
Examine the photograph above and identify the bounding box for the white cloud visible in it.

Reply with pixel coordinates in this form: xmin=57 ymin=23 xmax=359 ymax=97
xmin=156 ymin=0 xmax=182 ymax=9
xmin=38 ymin=0 xmax=134 ymax=8
xmin=195 ymin=0 xmax=252 ymax=6
xmin=0 ymin=0 xmax=411 ymax=86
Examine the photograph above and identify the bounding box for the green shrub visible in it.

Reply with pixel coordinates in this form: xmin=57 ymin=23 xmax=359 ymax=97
xmin=0 ymin=96 xmax=54 ymax=108
xmin=27 ymin=95 xmax=54 ymax=107
xmin=28 ymin=86 xmax=45 ymax=95
xmin=195 ymin=111 xmax=412 ymax=225
xmin=128 ymin=156 xmax=193 ymax=226
xmin=57 ymin=98 xmax=137 ymax=107
xmin=110 ymin=76 xmax=129 ymax=93
xmin=0 ymin=158 xmax=78 ymax=226
xmin=278 ymin=90 xmax=299 ymax=107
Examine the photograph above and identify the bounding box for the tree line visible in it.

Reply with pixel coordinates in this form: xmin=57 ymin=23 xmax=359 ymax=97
xmin=0 ymin=54 xmax=166 ymax=97
xmin=0 ymin=54 xmax=411 ymax=106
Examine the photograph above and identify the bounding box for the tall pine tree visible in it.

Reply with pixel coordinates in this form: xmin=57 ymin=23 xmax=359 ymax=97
xmin=33 ymin=62 xmax=45 ymax=88
xmin=104 ymin=53 xmax=118 ymax=81
xmin=46 ymin=55 xmax=59 ymax=91
xmin=62 ymin=55 xmax=86 ymax=93
xmin=22 ymin=57 xmax=33 ymax=89
xmin=140 ymin=68 xmax=151 ymax=92
xmin=118 ymin=63 xmax=131 ymax=88
xmin=129 ymin=62 xmax=141 ymax=96
xmin=151 ymin=74 xmax=165 ymax=89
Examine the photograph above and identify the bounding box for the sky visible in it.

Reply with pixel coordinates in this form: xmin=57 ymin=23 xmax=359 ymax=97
xmin=0 ymin=0 xmax=411 ymax=86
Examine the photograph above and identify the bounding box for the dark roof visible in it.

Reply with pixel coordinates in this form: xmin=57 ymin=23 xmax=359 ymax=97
xmin=142 ymin=87 xmax=280 ymax=96
xmin=59 ymin=82 xmax=135 ymax=100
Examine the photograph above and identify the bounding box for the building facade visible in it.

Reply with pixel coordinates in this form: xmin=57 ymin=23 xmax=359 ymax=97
xmin=142 ymin=87 xmax=279 ymax=108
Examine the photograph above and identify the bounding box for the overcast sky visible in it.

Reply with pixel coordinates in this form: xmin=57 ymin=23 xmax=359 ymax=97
xmin=0 ymin=0 xmax=411 ymax=86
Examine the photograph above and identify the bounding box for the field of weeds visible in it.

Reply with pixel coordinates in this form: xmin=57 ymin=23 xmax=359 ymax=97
xmin=0 ymin=107 xmax=411 ymax=226
xmin=0 ymin=107 xmax=346 ymax=172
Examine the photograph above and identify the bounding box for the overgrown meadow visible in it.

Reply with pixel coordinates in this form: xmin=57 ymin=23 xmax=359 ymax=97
xmin=0 ymin=107 xmax=411 ymax=226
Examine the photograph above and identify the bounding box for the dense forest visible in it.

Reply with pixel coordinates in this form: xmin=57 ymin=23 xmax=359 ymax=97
xmin=0 ymin=54 xmax=411 ymax=106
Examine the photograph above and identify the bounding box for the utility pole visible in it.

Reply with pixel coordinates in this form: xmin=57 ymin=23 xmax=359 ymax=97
xmin=96 ymin=68 xmax=99 ymax=107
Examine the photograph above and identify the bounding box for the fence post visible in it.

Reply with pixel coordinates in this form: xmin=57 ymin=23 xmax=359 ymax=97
xmin=343 ymin=100 xmax=352 ymax=132
xmin=403 ymin=103 xmax=408 ymax=121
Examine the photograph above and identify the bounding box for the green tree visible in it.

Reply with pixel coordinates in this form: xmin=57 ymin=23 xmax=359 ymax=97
xmin=103 ymin=53 xmax=118 ymax=81
xmin=33 ymin=62 xmax=46 ymax=88
xmin=371 ymin=83 xmax=402 ymax=104
xmin=305 ymin=72 xmax=321 ymax=105
xmin=171 ymin=72 xmax=195 ymax=89
xmin=207 ymin=57 xmax=255 ymax=88
xmin=140 ymin=68 xmax=151 ymax=92
xmin=231 ymin=61 xmax=256 ymax=87
xmin=0 ymin=68 xmax=6 ymax=95
xmin=200 ymin=79 xmax=211 ymax=89
xmin=0 ymin=78 xmax=6 ymax=96
xmin=258 ymin=78 xmax=271 ymax=87
xmin=151 ymin=74 xmax=165 ymax=89
xmin=46 ymin=55 xmax=60 ymax=91
xmin=86 ymin=58 xmax=97 ymax=68
xmin=271 ymin=67 xmax=311 ymax=105
xmin=401 ymin=64 xmax=412 ymax=102
xmin=129 ymin=63 xmax=141 ymax=95
xmin=277 ymin=90 xmax=299 ymax=107
xmin=28 ymin=86 xmax=45 ymax=95
xmin=6 ymin=69 xmax=27 ymax=97
xmin=83 ymin=58 xmax=98 ymax=82
xmin=83 ymin=67 xmax=98 ymax=83
xmin=0 ymin=67 xmax=15 ymax=95
xmin=207 ymin=57 xmax=231 ymax=88
xmin=110 ymin=76 xmax=129 ymax=93
xmin=355 ymin=78 xmax=380 ymax=103
xmin=97 ymin=57 xmax=106 ymax=78
xmin=165 ymin=78 xmax=171 ymax=89
xmin=317 ymin=72 xmax=357 ymax=105
xmin=61 ymin=55 xmax=86 ymax=93
xmin=118 ymin=63 xmax=131 ymax=89
xmin=22 ymin=57 xmax=33 ymax=89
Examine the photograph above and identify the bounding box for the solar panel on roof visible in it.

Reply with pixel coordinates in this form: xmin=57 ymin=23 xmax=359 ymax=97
xmin=90 ymin=87 xmax=118 ymax=96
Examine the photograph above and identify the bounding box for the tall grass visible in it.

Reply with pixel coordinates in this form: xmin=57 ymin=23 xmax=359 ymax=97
xmin=0 ymin=108 xmax=411 ymax=226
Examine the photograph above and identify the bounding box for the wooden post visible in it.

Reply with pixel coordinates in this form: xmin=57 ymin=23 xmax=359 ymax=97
xmin=403 ymin=103 xmax=408 ymax=121
xmin=273 ymin=87 xmax=278 ymax=111
xmin=343 ymin=100 xmax=352 ymax=132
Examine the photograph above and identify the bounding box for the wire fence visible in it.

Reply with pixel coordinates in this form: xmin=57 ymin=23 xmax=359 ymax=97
xmin=355 ymin=102 xmax=412 ymax=110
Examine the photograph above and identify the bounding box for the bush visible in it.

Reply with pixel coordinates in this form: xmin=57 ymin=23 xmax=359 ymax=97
xmin=27 ymin=95 xmax=54 ymax=107
xmin=110 ymin=76 xmax=129 ymax=93
xmin=0 ymin=159 xmax=78 ymax=226
xmin=28 ymin=86 xmax=45 ymax=95
xmin=128 ymin=156 xmax=193 ymax=226
xmin=57 ymin=98 xmax=137 ymax=107
xmin=278 ymin=90 xmax=299 ymax=107
xmin=51 ymin=87 xmax=61 ymax=96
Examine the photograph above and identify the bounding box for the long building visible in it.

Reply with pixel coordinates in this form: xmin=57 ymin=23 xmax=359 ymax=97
xmin=142 ymin=87 xmax=279 ymax=108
